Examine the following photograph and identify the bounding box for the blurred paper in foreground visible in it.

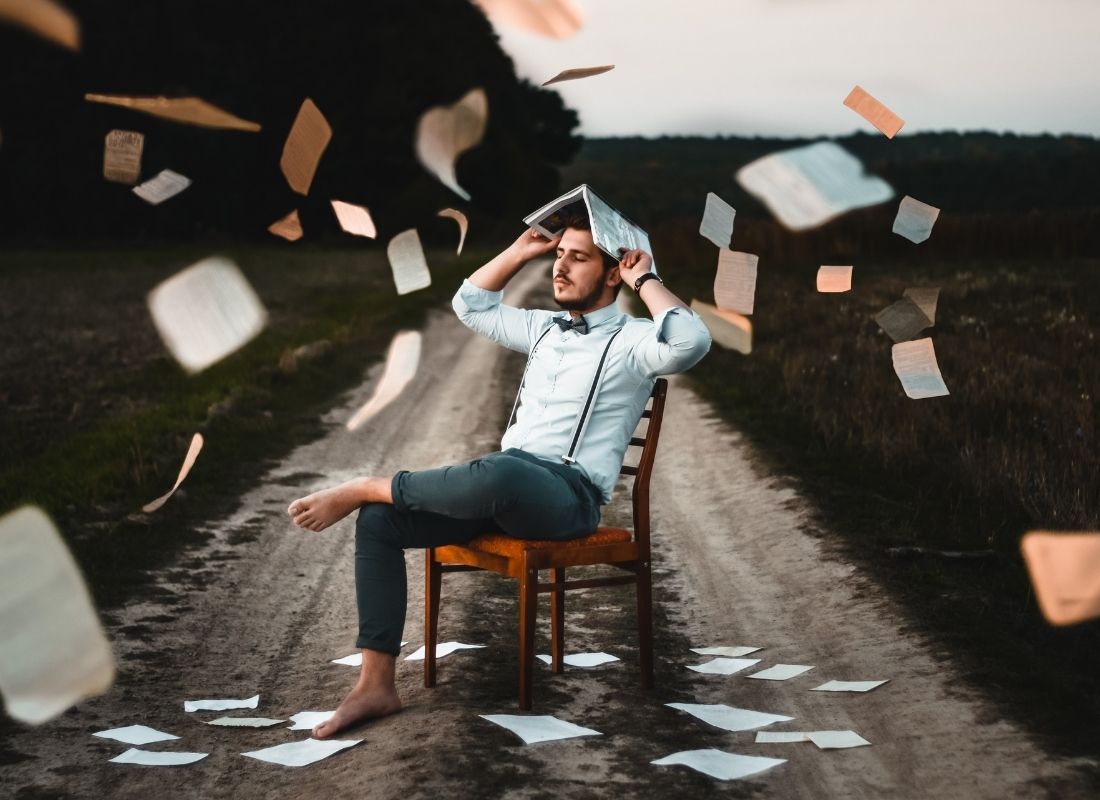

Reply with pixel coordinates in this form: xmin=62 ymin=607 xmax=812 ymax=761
xmin=891 ymin=337 xmax=949 ymax=399
xmin=330 ymin=200 xmax=377 ymax=239
xmin=691 ymin=299 xmax=751 ymax=355
xmin=346 ymin=331 xmax=422 ymax=431
xmin=415 ymin=88 xmax=488 ymax=201
xmin=699 ymin=192 xmax=736 ymax=249
xmin=843 ymin=85 xmax=905 ymax=139
xmin=142 ymin=433 xmax=203 ymax=513
xmin=102 ymin=129 xmax=143 ymax=185
xmin=387 ymin=229 xmax=432 ymax=295
xmin=474 ymin=0 xmax=584 ymax=38
xmin=1021 ymin=531 xmax=1100 ymax=626
xmin=736 ymin=141 xmax=892 ymax=231
xmin=84 ymin=94 xmax=259 ymax=132
xmin=437 ymin=208 xmax=468 ymax=255
xmin=713 ymin=249 xmax=758 ymax=314
xmin=280 ymin=98 xmax=332 ymax=196
xmin=893 ymin=195 xmax=940 ymax=243
xmin=875 ymin=297 xmax=932 ymax=342
xmin=268 ymin=209 xmax=303 ymax=242
xmin=542 ymin=65 xmax=613 ymax=86
xmin=0 ymin=507 xmax=114 ymax=724
xmin=816 ymin=266 xmax=852 ymax=293
xmin=132 ymin=169 xmax=190 ymax=205
xmin=0 ymin=0 xmax=79 ymax=50
xmin=147 ymin=256 xmax=267 ymax=373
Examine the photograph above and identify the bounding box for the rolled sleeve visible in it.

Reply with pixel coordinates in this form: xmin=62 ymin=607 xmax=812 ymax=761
xmin=451 ymin=278 xmax=554 ymax=353
xmin=625 ymin=306 xmax=712 ymax=378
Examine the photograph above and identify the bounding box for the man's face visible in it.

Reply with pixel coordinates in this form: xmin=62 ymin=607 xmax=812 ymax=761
xmin=553 ymin=227 xmax=616 ymax=311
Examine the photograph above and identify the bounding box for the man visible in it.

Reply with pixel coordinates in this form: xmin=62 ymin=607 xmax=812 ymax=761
xmin=287 ymin=210 xmax=711 ymax=738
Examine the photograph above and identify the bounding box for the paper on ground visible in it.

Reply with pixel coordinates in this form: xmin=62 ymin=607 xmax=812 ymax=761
xmin=666 ymin=703 xmax=793 ymax=732
xmin=473 ymin=0 xmax=584 ymax=39
xmin=875 ymin=297 xmax=932 ymax=342
xmin=84 ymin=94 xmax=259 ymax=132
xmin=415 ymin=87 xmax=487 ymax=201
xmin=287 ymin=711 xmax=335 ymax=730
xmin=242 ymin=738 xmax=362 ymax=767
xmin=405 ymin=642 xmax=485 ymax=661
xmin=736 ymin=141 xmax=892 ymax=231
xmin=437 ymin=208 xmax=469 ymax=255
xmin=132 ymin=169 xmax=191 ymax=205
xmin=756 ymin=730 xmax=870 ymax=749
xmin=332 ymin=642 xmax=408 ymax=666
xmin=1021 ymin=531 xmax=1100 ymax=626
xmin=536 ymin=652 xmax=619 ymax=668
xmin=147 ymin=256 xmax=267 ymax=374
xmin=543 ymin=65 xmax=613 ymax=86
xmin=814 ymin=677 xmax=888 ymax=691
xmin=206 ymin=716 xmax=285 ymax=727
xmin=142 ymin=432 xmax=203 ymax=512
xmin=387 ymin=229 xmax=432 ymax=295
xmin=817 ymin=266 xmax=852 ymax=293
xmin=903 ymin=287 xmax=940 ymax=324
xmin=280 ymin=98 xmax=331 ymax=195
xmin=183 ymin=693 xmax=259 ymax=712
xmin=714 ymin=249 xmax=757 ymax=314
xmin=747 ymin=664 xmax=814 ymax=681
xmin=689 ymin=645 xmax=761 ymax=658
xmin=0 ymin=507 xmax=114 ymax=725
xmin=0 ymin=0 xmax=80 ymax=50
xmin=699 ymin=192 xmax=736 ymax=249
xmin=103 ymin=130 xmax=143 ymax=184
xmin=331 ymin=200 xmax=377 ymax=239
xmin=690 ymin=300 xmax=751 ymax=355
xmin=346 ymin=331 xmax=422 ymax=430
xmin=652 ymin=749 xmax=786 ymax=781
xmin=110 ymin=748 xmax=208 ymax=766
xmin=481 ymin=714 xmax=601 ymax=744
xmin=893 ymin=195 xmax=940 ymax=243
xmin=93 ymin=724 xmax=178 ymax=745
xmin=686 ymin=657 xmax=760 ymax=675
xmin=268 ymin=210 xmax=303 ymax=242
xmin=843 ymin=85 xmax=905 ymax=139
xmin=892 ymin=338 xmax=949 ymax=399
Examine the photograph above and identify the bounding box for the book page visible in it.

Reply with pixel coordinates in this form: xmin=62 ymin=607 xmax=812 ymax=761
xmin=102 ymin=129 xmax=143 ymax=185
xmin=893 ymin=195 xmax=940 ymax=243
xmin=714 ymin=249 xmax=758 ymax=314
xmin=891 ymin=337 xmax=949 ymax=399
xmin=699 ymin=191 xmax=736 ymax=249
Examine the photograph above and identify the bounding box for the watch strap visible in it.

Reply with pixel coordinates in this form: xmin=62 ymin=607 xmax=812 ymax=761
xmin=634 ymin=272 xmax=663 ymax=293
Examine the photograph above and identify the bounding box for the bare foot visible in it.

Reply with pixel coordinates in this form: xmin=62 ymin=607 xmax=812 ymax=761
xmin=287 ymin=478 xmax=370 ymax=531
xmin=313 ymin=684 xmax=402 ymax=739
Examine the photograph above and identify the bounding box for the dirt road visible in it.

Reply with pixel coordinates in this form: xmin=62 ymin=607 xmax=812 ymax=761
xmin=2 ymin=265 xmax=1097 ymax=799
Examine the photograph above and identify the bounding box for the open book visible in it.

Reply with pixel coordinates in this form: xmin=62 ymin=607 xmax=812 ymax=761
xmin=524 ymin=185 xmax=656 ymax=272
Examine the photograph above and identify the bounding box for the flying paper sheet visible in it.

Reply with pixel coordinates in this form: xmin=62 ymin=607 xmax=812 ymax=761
xmin=892 ymin=338 xmax=949 ymax=399
xmin=843 ymin=85 xmax=905 ymax=139
xmin=346 ymin=331 xmax=421 ymax=431
xmin=811 ymin=680 xmax=889 ymax=693
xmin=387 ymin=229 xmax=433 ymax=296
xmin=755 ymin=730 xmax=871 ymax=749
xmin=84 ymin=94 xmax=260 ymax=132
xmin=666 ymin=703 xmax=793 ymax=733
xmin=147 ymin=256 xmax=267 ymax=374
xmin=242 ymin=738 xmax=362 ymax=767
xmin=331 ymin=200 xmax=377 ymax=239
xmin=142 ymin=432 xmax=203 ymax=513
xmin=536 ymin=652 xmax=619 ymax=668
xmin=480 ymin=714 xmax=602 ymax=744
xmin=542 ymin=65 xmax=614 ymax=86
xmin=287 ymin=711 xmax=335 ymax=731
xmin=714 ymin=249 xmax=758 ymax=314
xmin=686 ymin=657 xmax=761 ymax=675
xmin=473 ymin=0 xmax=584 ymax=38
xmin=0 ymin=0 xmax=79 ymax=50
xmin=747 ymin=664 xmax=814 ymax=681
xmin=206 ymin=717 xmax=285 ymax=728
xmin=689 ymin=645 xmax=761 ymax=658
xmin=132 ymin=169 xmax=191 ymax=205
xmin=280 ymin=98 xmax=331 ymax=196
xmin=699 ymin=192 xmax=736 ymax=249
xmin=875 ymin=297 xmax=932 ymax=343
xmin=93 ymin=725 xmax=179 ymax=745
xmin=268 ymin=210 xmax=303 ymax=242
xmin=651 ymin=749 xmax=786 ymax=781
xmin=690 ymin=299 xmax=752 ymax=355
xmin=183 ymin=693 xmax=259 ymax=712
xmin=102 ymin=129 xmax=144 ymax=185
xmin=415 ymin=87 xmax=488 ymax=201
xmin=109 ymin=748 xmax=208 ymax=766
xmin=1021 ymin=531 xmax=1100 ymax=626
xmin=404 ymin=642 xmax=485 ymax=661
xmin=0 ymin=507 xmax=114 ymax=725
xmin=437 ymin=208 xmax=469 ymax=255
xmin=816 ymin=266 xmax=853 ymax=293
xmin=903 ymin=287 xmax=940 ymax=324
xmin=893 ymin=195 xmax=940 ymax=243
xmin=736 ymin=141 xmax=893 ymax=231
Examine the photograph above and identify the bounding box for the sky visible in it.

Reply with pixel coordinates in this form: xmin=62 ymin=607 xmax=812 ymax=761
xmin=491 ymin=0 xmax=1100 ymax=138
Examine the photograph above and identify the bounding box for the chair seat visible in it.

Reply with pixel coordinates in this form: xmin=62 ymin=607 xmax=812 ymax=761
xmin=463 ymin=527 xmax=633 ymax=559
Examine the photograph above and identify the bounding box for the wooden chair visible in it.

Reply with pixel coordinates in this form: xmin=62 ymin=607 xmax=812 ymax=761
xmin=424 ymin=378 xmax=668 ymax=709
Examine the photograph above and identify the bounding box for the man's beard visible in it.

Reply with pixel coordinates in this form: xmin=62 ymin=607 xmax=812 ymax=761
xmin=554 ymin=278 xmax=606 ymax=312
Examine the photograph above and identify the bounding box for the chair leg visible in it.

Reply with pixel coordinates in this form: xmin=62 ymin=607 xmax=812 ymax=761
xmin=550 ymin=567 xmax=565 ymax=673
xmin=424 ymin=549 xmax=442 ymax=688
xmin=636 ymin=558 xmax=654 ymax=690
xmin=518 ymin=559 xmax=538 ymax=710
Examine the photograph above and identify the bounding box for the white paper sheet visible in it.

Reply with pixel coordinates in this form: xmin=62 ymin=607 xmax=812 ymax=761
xmin=690 ymin=299 xmax=752 ymax=355
xmin=755 ymin=730 xmax=871 ymax=749
xmin=437 ymin=208 xmax=469 ymax=255
xmin=652 ymin=749 xmax=786 ymax=781
xmin=103 ymin=129 xmax=143 ymax=185
xmin=415 ymin=87 xmax=487 ymax=201
xmin=747 ymin=664 xmax=814 ymax=681
xmin=699 ymin=192 xmax=736 ymax=249
xmin=93 ymin=724 xmax=179 ymax=745
xmin=242 ymin=738 xmax=362 ymax=767
xmin=542 ymin=65 xmax=614 ymax=86
xmin=286 ymin=710 xmax=335 ymax=730
xmin=1021 ymin=531 xmax=1100 ymax=626
xmin=816 ymin=266 xmax=853 ymax=293
xmin=480 ymin=714 xmax=602 ymax=744
xmin=892 ymin=338 xmax=949 ymax=399
xmin=331 ymin=200 xmax=377 ymax=239
xmin=142 ymin=432 xmax=203 ymax=512
xmin=183 ymin=693 xmax=259 ymax=712
xmin=132 ymin=169 xmax=191 ymax=205
xmin=387 ymin=229 xmax=433 ymax=296
xmin=686 ymin=657 xmax=760 ymax=675
xmin=109 ymin=748 xmax=208 ymax=766
xmin=206 ymin=716 xmax=285 ymax=728
xmin=346 ymin=331 xmax=422 ymax=430
xmin=666 ymin=703 xmax=793 ymax=732
xmin=736 ymin=141 xmax=893 ymax=231
xmin=689 ymin=645 xmax=761 ymax=658
xmin=0 ymin=506 xmax=114 ymax=725
xmin=811 ymin=680 xmax=889 ymax=693
xmin=843 ymin=85 xmax=905 ymax=138
xmin=331 ymin=643 xmax=408 ymax=667
xmin=535 ymin=652 xmax=619 ymax=668
xmin=713 ymin=249 xmax=758 ymax=314
xmin=404 ymin=642 xmax=485 ymax=661
xmin=893 ymin=195 xmax=940 ymax=243
xmin=280 ymin=98 xmax=331 ymax=195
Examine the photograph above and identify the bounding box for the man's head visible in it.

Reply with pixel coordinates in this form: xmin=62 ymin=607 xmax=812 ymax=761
xmin=552 ymin=210 xmax=622 ymax=313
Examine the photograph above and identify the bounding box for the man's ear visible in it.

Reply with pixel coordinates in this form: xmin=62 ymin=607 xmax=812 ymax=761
xmin=606 ymin=265 xmax=623 ymax=288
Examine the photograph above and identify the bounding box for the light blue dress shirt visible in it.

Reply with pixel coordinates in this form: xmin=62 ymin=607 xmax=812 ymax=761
xmin=452 ymin=278 xmax=712 ymax=503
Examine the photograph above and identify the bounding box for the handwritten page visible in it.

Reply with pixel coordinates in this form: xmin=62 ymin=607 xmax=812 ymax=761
xmin=714 ymin=249 xmax=758 ymax=314
xmin=280 ymin=98 xmax=331 ymax=195
xmin=699 ymin=192 xmax=736 ymax=249
xmin=843 ymin=85 xmax=905 ymax=138
xmin=891 ymin=338 xmax=949 ymax=399
xmin=415 ymin=87 xmax=488 ymax=201
xmin=142 ymin=433 xmax=203 ymax=512
xmin=103 ymin=130 xmax=143 ymax=185
xmin=893 ymin=195 xmax=940 ymax=243
xmin=84 ymin=94 xmax=259 ymax=132
xmin=1020 ymin=531 xmax=1100 ymax=626
xmin=816 ymin=266 xmax=852 ymax=293
xmin=386 ymin=229 xmax=433 ymax=296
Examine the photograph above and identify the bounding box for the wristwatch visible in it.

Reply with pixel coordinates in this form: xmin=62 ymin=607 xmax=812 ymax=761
xmin=634 ymin=272 xmax=663 ymax=293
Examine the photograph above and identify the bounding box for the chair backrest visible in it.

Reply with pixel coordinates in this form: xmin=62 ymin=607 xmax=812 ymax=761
xmin=618 ymin=378 xmax=668 ymax=555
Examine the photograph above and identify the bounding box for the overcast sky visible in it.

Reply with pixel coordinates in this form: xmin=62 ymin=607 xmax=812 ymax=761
xmin=492 ymin=0 xmax=1100 ymax=138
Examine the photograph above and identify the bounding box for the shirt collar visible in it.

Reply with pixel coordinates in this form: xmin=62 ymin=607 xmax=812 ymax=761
xmin=558 ymin=300 xmax=622 ymax=331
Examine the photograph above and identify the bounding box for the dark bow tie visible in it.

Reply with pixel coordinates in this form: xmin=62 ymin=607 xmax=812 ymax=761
xmin=554 ymin=316 xmax=588 ymax=335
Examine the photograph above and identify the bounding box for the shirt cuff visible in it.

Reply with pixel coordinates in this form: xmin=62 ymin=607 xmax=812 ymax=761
xmin=453 ymin=278 xmax=503 ymax=313
xmin=652 ymin=305 xmax=694 ymax=335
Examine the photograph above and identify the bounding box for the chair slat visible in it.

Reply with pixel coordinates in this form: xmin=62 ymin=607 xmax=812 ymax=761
xmin=620 ymin=465 xmax=639 ymax=476
xmin=641 ymin=410 xmax=652 ymax=418
xmin=629 ymin=437 xmax=646 ymax=446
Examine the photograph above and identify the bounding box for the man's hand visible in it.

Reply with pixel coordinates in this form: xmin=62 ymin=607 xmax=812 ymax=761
xmin=618 ymin=248 xmax=653 ymax=290
xmin=508 ymin=228 xmax=560 ymax=264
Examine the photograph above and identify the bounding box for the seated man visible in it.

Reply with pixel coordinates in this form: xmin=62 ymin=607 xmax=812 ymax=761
xmin=287 ymin=211 xmax=711 ymax=738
